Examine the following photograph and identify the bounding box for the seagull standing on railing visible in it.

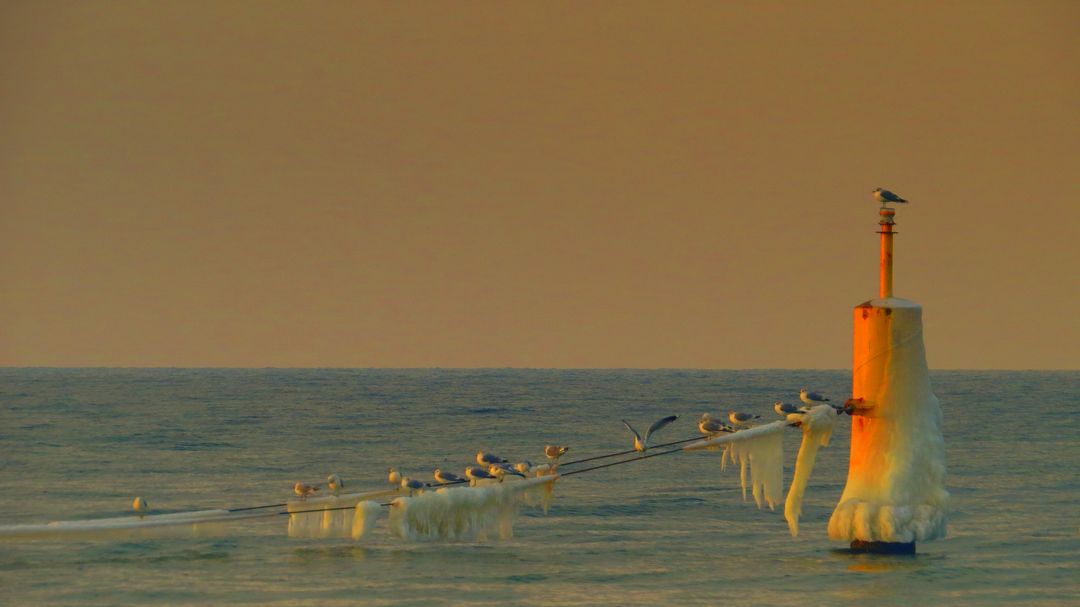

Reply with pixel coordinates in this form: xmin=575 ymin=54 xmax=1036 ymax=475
xmin=465 ymin=466 xmax=497 ymax=486
xmin=514 ymin=461 xmax=534 ymax=476
xmin=728 ymin=410 xmax=761 ymax=426
xmin=476 ymin=451 xmax=508 ymax=465
xmin=400 ymin=477 xmax=425 ymax=496
xmin=544 ymin=445 xmax=570 ymax=462
xmin=132 ymin=497 xmax=149 ymax=516
xmin=293 ymin=482 xmax=319 ymax=499
xmin=873 ymin=187 xmax=908 ymax=206
xmin=699 ymin=413 xmax=734 ymax=436
xmin=327 ymin=473 xmax=344 ymax=494
xmin=489 ymin=462 xmax=527 ymax=480
xmin=388 ymin=468 xmax=402 ymax=486
xmin=774 ymin=401 xmax=804 ymax=416
xmin=623 ymin=415 xmax=678 ymax=453
xmin=434 ymin=468 xmax=465 ymax=484
xmin=799 ymin=389 xmax=831 ymax=406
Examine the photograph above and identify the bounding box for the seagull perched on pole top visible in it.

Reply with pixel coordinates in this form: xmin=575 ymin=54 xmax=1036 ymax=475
xmin=873 ymin=187 xmax=908 ymax=206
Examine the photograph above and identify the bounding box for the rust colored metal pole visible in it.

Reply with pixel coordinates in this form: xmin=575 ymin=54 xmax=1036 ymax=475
xmin=878 ymin=208 xmax=895 ymax=298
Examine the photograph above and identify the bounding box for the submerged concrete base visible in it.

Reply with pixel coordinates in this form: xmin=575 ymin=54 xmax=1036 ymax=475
xmin=850 ymin=540 xmax=916 ymax=555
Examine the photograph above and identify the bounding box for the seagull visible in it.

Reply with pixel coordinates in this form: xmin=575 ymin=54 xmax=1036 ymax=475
xmin=623 ymin=415 xmax=678 ymax=453
xmin=132 ymin=497 xmax=149 ymax=515
xmin=433 ymin=468 xmax=465 ymax=484
xmin=774 ymin=401 xmax=804 ymax=416
xmin=514 ymin=461 xmax=534 ymax=476
xmin=699 ymin=413 xmax=734 ymax=436
xmin=476 ymin=451 xmax=508 ymax=465
xmin=388 ymin=468 xmax=402 ymax=486
xmin=489 ymin=462 xmax=526 ymax=480
xmin=327 ymin=473 xmax=344 ymax=494
xmin=400 ymin=477 xmax=425 ymax=496
xmin=799 ymin=389 xmax=831 ymax=406
xmin=872 ymin=187 xmax=908 ymax=206
xmin=293 ymin=482 xmax=319 ymax=499
xmin=544 ymin=445 xmax=570 ymax=461
xmin=727 ymin=410 xmax=761 ymax=426
xmin=465 ymin=466 xmax=497 ymax=486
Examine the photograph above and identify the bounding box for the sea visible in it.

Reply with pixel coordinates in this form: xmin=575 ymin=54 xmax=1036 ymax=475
xmin=0 ymin=369 xmax=1076 ymax=606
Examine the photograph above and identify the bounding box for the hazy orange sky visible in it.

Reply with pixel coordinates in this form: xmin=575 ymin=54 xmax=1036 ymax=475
xmin=2 ymin=1 xmax=1077 ymax=369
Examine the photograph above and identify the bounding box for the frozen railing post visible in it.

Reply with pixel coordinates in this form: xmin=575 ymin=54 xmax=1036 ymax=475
xmin=828 ymin=198 xmax=949 ymax=554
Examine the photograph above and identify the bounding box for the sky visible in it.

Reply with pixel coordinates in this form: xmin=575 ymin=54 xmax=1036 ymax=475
xmin=1 ymin=1 xmax=1077 ymax=369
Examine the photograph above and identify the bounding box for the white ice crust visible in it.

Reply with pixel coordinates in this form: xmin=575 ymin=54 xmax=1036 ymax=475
xmin=828 ymin=299 xmax=948 ymax=543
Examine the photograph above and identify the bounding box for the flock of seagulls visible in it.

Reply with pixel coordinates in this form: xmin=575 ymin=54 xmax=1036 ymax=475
xmin=281 ymin=387 xmax=856 ymax=502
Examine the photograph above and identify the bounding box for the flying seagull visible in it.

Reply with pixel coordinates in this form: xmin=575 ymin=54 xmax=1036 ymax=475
xmin=873 ymin=187 xmax=908 ymax=206
xmin=623 ymin=415 xmax=678 ymax=453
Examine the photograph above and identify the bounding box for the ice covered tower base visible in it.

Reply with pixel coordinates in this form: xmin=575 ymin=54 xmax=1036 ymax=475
xmin=828 ymin=206 xmax=948 ymax=554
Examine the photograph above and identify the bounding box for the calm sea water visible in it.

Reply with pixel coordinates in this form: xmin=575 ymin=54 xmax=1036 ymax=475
xmin=0 ymin=369 xmax=1076 ymax=606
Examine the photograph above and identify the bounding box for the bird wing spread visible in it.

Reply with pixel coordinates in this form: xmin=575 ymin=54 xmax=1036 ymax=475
xmin=643 ymin=415 xmax=678 ymax=443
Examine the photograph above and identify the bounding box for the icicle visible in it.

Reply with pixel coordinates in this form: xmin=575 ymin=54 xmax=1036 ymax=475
xmin=685 ymin=421 xmax=787 ymax=511
xmin=286 ymin=488 xmax=400 ymax=539
xmin=723 ymin=428 xmax=783 ymax=509
xmin=784 ymin=405 xmax=838 ymax=537
xmin=387 ymin=476 xmax=555 ymax=541
xmin=287 ymin=496 xmax=355 ymax=538
xmin=523 ymin=465 xmax=558 ymax=514
xmin=350 ymin=501 xmax=381 ymax=540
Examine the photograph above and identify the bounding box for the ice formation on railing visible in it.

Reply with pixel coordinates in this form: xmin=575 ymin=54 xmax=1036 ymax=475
xmin=286 ymin=488 xmax=400 ymax=539
xmin=685 ymin=420 xmax=787 ymax=511
xmin=388 ymin=476 xmax=556 ymax=541
xmin=0 ymin=509 xmax=267 ymax=541
xmin=783 ymin=404 xmax=838 ymax=537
